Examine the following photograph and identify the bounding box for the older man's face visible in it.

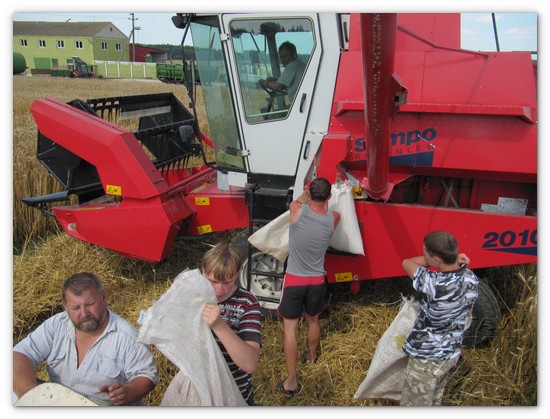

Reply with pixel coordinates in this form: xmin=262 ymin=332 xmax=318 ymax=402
xmin=63 ymin=288 xmax=109 ymax=333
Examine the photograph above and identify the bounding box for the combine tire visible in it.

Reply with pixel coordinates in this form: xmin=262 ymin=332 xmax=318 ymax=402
xmin=239 ymin=251 xmax=284 ymax=318
xmin=462 ymin=278 xmax=501 ymax=348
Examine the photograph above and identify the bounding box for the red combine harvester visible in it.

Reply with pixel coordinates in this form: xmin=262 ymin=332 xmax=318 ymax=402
xmin=23 ymin=13 xmax=536 ymax=346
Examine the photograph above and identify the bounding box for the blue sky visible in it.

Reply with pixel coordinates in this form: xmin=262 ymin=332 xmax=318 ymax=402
xmin=11 ymin=11 xmax=538 ymax=53
xmin=461 ymin=12 xmax=537 ymax=52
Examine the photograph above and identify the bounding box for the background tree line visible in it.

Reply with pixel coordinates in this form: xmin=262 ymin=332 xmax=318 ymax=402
xmin=143 ymin=44 xmax=195 ymax=61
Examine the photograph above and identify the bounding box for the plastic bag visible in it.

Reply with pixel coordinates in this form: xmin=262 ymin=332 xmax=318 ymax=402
xmin=138 ymin=269 xmax=246 ymax=406
xmin=328 ymin=180 xmax=365 ymax=255
xmin=248 ymin=210 xmax=290 ymax=262
xmin=248 ymin=179 xmax=365 ymax=260
xmin=354 ymin=297 xmax=419 ymax=401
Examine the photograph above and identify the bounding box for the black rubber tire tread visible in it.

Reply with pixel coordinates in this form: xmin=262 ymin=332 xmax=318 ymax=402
xmin=462 ymin=278 xmax=501 ymax=348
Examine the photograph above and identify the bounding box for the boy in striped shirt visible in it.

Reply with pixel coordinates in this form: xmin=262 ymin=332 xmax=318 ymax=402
xmin=201 ymin=241 xmax=262 ymax=405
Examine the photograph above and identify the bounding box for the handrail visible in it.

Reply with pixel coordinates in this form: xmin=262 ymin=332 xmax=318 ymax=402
xmin=397 ymin=24 xmax=489 ymax=58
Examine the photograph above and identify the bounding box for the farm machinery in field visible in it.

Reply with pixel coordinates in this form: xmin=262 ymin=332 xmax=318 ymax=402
xmin=50 ymin=56 xmax=94 ymax=78
xmin=22 ymin=13 xmax=537 ymax=346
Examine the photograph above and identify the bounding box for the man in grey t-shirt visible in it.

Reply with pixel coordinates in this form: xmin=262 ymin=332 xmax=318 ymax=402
xmin=275 ymin=178 xmax=340 ymax=395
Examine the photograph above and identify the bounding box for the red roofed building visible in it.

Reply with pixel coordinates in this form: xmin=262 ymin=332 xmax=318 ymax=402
xmin=130 ymin=44 xmax=168 ymax=62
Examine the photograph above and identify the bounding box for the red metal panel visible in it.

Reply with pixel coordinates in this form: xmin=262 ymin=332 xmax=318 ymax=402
xmin=30 ymin=98 xmax=167 ymax=199
xmin=340 ymin=113 xmax=536 ymax=183
xmin=185 ymin=182 xmax=250 ymax=235
xmin=325 ymin=201 xmax=537 ymax=283
xmin=330 ymin=51 xmax=364 ymax=127
xmin=332 ymin=50 xmax=537 ymax=127
xmin=316 ymin=135 xmax=349 ymax=182
xmin=400 ymin=51 xmax=537 ymax=115
xmin=53 ymin=194 xmax=193 ymax=262
xmin=397 ymin=14 xmax=461 ymax=50
xmin=389 ymin=112 xmax=537 ymax=180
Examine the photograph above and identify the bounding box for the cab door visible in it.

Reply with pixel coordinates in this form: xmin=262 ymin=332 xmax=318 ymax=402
xmin=221 ymin=13 xmax=322 ymax=178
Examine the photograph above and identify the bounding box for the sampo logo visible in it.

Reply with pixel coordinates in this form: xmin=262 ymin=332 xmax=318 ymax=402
xmin=391 ymin=128 xmax=437 ymax=146
xmin=354 ymin=127 xmax=437 ymax=152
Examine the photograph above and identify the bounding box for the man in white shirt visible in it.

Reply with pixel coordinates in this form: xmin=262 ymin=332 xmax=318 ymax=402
xmin=13 ymin=272 xmax=157 ymax=406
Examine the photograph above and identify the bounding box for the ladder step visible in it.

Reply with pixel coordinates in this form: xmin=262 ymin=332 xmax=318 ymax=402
xmin=257 ymin=296 xmax=281 ymax=304
xmin=253 ymin=187 xmax=290 ymax=198
xmin=250 ymin=217 xmax=275 ymax=224
xmin=249 ymin=269 xmax=285 ymax=278
xmin=244 ymin=185 xmax=288 ymax=295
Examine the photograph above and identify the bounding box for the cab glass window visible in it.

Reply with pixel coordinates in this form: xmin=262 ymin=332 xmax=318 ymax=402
xmin=229 ymin=18 xmax=314 ymax=123
xmin=190 ymin=18 xmax=245 ymax=170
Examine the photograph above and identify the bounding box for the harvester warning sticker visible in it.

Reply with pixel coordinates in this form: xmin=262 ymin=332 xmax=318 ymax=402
xmin=335 ymin=272 xmax=353 ymax=282
xmin=198 ymin=225 xmax=213 ymax=235
xmin=195 ymin=197 xmax=210 ymax=206
xmin=106 ymin=185 xmax=122 ymax=196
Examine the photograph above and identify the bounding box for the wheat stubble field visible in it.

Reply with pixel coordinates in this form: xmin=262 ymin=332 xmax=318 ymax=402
xmin=12 ymin=75 xmax=537 ymax=407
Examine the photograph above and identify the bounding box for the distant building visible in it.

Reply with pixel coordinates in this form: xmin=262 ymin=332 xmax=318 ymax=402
xmin=13 ymin=21 xmax=130 ymax=72
xmin=130 ymin=44 xmax=168 ymax=63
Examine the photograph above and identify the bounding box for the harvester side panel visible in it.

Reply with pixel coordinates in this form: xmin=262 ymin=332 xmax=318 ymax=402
xmin=347 ymin=14 xmax=461 ymax=53
xmin=329 ymin=23 xmax=536 ymax=183
xmin=401 ymin=52 xmax=536 ymax=115
xmin=184 ymin=181 xmax=250 ymax=236
xmin=52 ymin=196 xmax=191 ymax=263
xmin=325 ymin=201 xmax=537 ymax=283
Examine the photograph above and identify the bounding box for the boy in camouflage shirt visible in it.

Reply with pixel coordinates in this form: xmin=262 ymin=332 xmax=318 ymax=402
xmin=401 ymin=231 xmax=478 ymax=406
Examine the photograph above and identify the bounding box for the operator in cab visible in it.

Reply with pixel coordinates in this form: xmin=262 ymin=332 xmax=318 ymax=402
xmin=259 ymin=41 xmax=306 ymax=102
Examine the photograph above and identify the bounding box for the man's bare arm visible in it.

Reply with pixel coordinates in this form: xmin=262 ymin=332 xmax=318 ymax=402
xmin=13 ymin=351 xmax=38 ymax=398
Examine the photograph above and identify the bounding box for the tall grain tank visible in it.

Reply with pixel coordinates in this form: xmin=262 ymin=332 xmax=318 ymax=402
xmin=13 ymin=52 xmax=27 ymax=74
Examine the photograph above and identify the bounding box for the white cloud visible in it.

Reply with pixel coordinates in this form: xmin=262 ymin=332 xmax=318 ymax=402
xmin=505 ymin=26 xmax=536 ymax=38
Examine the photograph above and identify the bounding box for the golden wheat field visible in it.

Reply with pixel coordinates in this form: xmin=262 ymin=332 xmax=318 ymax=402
xmin=11 ymin=75 xmax=537 ymax=408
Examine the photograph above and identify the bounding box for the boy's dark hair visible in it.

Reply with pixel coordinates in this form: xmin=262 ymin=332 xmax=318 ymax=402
xmin=62 ymin=272 xmax=104 ymax=303
xmin=423 ymin=231 xmax=458 ymax=265
xmin=309 ymin=177 xmax=331 ymax=202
